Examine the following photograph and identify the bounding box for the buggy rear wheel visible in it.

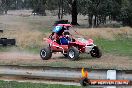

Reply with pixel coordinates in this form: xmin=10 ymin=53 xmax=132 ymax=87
xmin=90 ymin=46 xmax=102 ymax=58
xmin=67 ymin=47 xmax=79 ymax=61
xmin=40 ymin=47 xmax=52 ymax=60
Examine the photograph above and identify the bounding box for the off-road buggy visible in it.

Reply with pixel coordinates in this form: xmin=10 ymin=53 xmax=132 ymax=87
xmin=40 ymin=24 xmax=102 ymax=61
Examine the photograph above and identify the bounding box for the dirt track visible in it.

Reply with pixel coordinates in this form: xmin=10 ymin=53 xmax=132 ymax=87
xmin=0 ymin=52 xmax=132 ymax=70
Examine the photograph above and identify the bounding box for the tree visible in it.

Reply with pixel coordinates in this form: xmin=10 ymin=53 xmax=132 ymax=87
xmin=24 ymin=0 xmax=31 ymax=9
xmin=0 ymin=0 xmax=11 ymax=14
xmin=0 ymin=0 xmax=4 ymax=14
xmin=78 ymin=0 xmax=121 ymax=27
xmin=57 ymin=0 xmax=78 ymax=25
xmin=117 ymin=0 xmax=132 ymax=26
xmin=31 ymin=0 xmax=46 ymax=16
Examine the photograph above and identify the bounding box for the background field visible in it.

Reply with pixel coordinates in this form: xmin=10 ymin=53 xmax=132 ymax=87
xmin=0 ymin=10 xmax=132 ymax=70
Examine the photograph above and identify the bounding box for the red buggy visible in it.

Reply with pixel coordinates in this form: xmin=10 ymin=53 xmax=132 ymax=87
xmin=40 ymin=24 xmax=102 ymax=61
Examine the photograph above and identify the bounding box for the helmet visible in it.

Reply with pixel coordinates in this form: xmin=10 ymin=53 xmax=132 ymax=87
xmin=53 ymin=26 xmax=62 ymax=33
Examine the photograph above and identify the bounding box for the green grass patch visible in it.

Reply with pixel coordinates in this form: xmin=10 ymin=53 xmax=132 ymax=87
xmin=0 ymin=46 xmax=40 ymax=54
xmin=0 ymin=46 xmax=10 ymax=52
xmin=25 ymin=47 xmax=40 ymax=54
xmin=95 ymin=37 xmax=132 ymax=57
xmin=0 ymin=80 xmax=99 ymax=88
xmin=0 ymin=46 xmax=18 ymax=52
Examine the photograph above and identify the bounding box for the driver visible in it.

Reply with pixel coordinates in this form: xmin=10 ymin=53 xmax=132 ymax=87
xmin=51 ymin=26 xmax=62 ymax=42
xmin=60 ymin=30 xmax=71 ymax=45
xmin=51 ymin=25 xmax=68 ymax=43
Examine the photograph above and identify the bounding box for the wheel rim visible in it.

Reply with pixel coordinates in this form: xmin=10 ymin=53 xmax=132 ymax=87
xmin=41 ymin=50 xmax=46 ymax=58
xmin=69 ymin=50 xmax=75 ymax=58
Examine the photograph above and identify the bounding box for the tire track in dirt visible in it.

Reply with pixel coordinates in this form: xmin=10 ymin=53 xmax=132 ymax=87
xmin=0 ymin=52 xmax=39 ymax=60
xmin=0 ymin=52 xmax=64 ymax=60
xmin=0 ymin=52 xmax=132 ymax=70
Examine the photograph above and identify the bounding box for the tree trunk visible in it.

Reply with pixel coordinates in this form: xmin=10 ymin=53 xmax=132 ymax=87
xmin=97 ymin=15 xmax=99 ymax=26
xmin=5 ymin=10 xmax=7 ymax=14
xmin=71 ymin=0 xmax=78 ymax=25
xmin=94 ymin=15 xmax=97 ymax=27
xmin=61 ymin=0 xmax=64 ymax=19
xmin=88 ymin=14 xmax=93 ymax=28
xmin=15 ymin=0 xmax=18 ymax=10
xmin=58 ymin=0 xmax=61 ymax=19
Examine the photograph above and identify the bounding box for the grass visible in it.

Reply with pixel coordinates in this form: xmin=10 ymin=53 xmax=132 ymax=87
xmin=0 ymin=46 xmax=11 ymax=52
xmin=21 ymin=34 xmax=132 ymax=57
xmin=25 ymin=47 xmax=41 ymax=54
xmin=0 ymin=29 xmax=132 ymax=57
xmin=0 ymin=80 xmax=99 ymax=88
xmin=0 ymin=46 xmax=22 ymax=52
xmin=77 ymin=27 xmax=132 ymax=57
xmin=95 ymin=37 xmax=132 ymax=57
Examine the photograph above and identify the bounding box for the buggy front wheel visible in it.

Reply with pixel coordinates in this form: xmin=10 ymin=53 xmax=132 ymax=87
xmin=90 ymin=46 xmax=102 ymax=58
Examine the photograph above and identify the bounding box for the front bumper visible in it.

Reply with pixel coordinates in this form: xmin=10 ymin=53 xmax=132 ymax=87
xmin=85 ymin=45 xmax=95 ymax=53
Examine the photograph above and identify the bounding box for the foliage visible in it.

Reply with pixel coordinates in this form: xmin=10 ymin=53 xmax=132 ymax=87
xmin=78 ymin=0 xmax=121 ymax=27
xmin=1 ymin=0 xmax=132 ymax=26
xmin=117 ymin=0 xmax=132 ymax=26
